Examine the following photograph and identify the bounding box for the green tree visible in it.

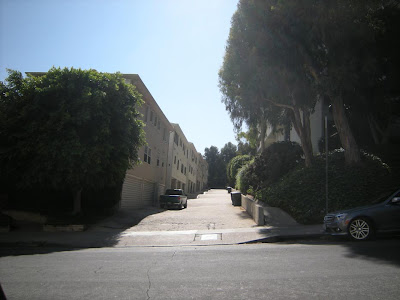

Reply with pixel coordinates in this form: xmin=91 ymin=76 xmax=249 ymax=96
xmin=226 ymin=155 xmax=252 ymax=188
xmin=204 ymin=146 xmax=226 ymax=187
xmin=0 ymin=68 xmax=145 ymax=214
xmin=285 ymin=0 xmax=400 ymax=164
xmin=220 ymin=142 xmax=237 ymax=165
xmin=219 ymin=0 xmax=316 ymax=167
xmin=236 ymin=128 xmax=258 ymax=156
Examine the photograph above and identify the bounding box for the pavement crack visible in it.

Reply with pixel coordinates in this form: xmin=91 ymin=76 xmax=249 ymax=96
xmin=146 ymin=266 xmax=152 ymax=300
xmin=171 ymin=250 xmax=177 ymax=260
xmin=94 ymin=266 xmax=103 ymax=274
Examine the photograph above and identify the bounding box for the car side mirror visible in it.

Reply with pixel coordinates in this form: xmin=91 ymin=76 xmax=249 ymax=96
xmin=391 ymin=197 xmax=400 ymax=204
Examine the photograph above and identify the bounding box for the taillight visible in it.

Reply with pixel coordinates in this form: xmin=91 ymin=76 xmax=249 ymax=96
xmin=177 ymin=196 xmax=181 ymax=200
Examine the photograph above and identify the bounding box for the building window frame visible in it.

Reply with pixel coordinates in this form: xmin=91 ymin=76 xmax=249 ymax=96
xmin=144 ymin=146 xmax=152 ymax=165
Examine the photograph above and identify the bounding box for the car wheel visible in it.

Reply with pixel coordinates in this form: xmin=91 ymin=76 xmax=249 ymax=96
xmin=348 ymin=218 xmax=374 ymax=241
xmin=184 ymin=201 xmax=187 ymax=209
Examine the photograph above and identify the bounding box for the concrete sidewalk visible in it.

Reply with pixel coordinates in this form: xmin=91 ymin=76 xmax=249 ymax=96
xmin=0 ymin=190 xmax=324 ymax=248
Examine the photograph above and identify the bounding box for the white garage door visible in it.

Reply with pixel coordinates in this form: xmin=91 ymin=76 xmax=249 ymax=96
xmin=142 ymin=181 xmax=155 ymax=207
xmin=121 ymin=174 xmax=155 ymax=209
xmin=121 ymin=174 xmax=142 ymax=209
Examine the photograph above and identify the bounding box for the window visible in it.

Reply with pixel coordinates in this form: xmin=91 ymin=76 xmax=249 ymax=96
xmin=174 ymin=156 xmax=176 ymax=164
xmin=163 ymin=127 xmax=167 ymax=141
xmin=157 ymin=158 xmax=160 ymax=167
xmin=144 ymin=146 xmax=151 ymax=165
xmin=158 ymin=120 xmax=160 ymax=130
xmin=154 ymin=114 xmax=158 ymax=126
xmin=174 ymin=132 xmax=179 ymax=145
xmin=150 ymin=111 xmax=154 ymax=123
xmin=184 ymin=167 xmax=186 ymax=175
xmin=181 ymin=164 xmax=184 ymax=174
xmin=177 ymin=160 xmax=180 ymax=170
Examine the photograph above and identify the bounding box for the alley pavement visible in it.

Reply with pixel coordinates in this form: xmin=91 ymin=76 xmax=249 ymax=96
xmin=0 ymin=189 xmax=323 ymax=248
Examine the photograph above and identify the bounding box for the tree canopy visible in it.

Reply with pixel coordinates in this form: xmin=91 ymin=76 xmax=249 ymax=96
xmin=204 ymin=143 xmax=239 ymax=188
xmin=0 ymin=67 xmax=145 ymax=213
xmin=219 ymin=0 xmax=400 ymax=165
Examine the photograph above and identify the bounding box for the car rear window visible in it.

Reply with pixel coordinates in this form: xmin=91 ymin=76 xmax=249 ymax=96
xmin=166 ymin=189 xmax=183 ymax=195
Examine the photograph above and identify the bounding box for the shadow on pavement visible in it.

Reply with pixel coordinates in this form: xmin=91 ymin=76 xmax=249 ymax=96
xmin=0 ymin=206 xmax=167 ymax=257
xmin=272 ymin=234 xmax=400 ymax=267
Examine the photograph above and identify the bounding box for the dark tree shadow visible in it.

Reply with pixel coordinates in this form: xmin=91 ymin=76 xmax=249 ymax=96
xmin=0 ymin=206 xmax=167 ymax=257
xmin=268 ymin=234 xmax=400 ymax=267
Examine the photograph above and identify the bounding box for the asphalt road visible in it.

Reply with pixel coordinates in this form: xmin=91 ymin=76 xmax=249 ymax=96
xmin=1 ymin=238 xmax=400 ymax=300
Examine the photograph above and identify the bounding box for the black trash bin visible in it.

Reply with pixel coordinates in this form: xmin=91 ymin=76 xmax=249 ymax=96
xmin=231 ymin=192 xmax=241 ymax=206
xmin=227 ymin=187 xmax=232 ymax=193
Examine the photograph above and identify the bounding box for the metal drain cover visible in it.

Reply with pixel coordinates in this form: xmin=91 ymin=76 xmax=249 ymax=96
xmin=194 ymin=233 xmax=222 ymax=241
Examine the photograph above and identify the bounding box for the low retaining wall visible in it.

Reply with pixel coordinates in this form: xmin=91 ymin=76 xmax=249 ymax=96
xmin=241 ymin=194 xmax=299 ymax=227
xmin=241 ymin=194 xmax=265 ymax=225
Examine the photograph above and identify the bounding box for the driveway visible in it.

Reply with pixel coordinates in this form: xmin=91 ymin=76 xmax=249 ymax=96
xmin=120 ymin=189 xmax=256 ymax=232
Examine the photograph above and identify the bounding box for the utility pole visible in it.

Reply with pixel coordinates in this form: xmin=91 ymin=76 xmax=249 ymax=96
xmin=325 ymin=115 xmax=329 ymax=214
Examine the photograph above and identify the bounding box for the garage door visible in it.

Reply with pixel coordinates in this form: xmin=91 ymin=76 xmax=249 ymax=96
xmin=121 ymin=175 xmax=155 ymax=209
xmin=121 ymin=174 xmax=142 ymax=209
xmin=142 ymin=181 xmax=155 ymax=207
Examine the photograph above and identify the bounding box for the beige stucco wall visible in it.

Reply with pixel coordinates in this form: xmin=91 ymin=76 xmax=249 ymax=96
xmin=167 ymin=124 xmax=189 ymax=190
xmin=123 ymin=75 xmax=173 ymax=187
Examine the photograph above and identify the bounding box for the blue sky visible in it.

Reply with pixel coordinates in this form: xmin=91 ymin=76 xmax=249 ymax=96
xmin=0 ymin=0 xmax=239 ymax=154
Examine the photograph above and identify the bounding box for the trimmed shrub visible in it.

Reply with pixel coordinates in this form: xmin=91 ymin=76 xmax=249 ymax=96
xmin=248 ymin=141 xmax=303 ymax=191
xmin=235 ymin=159 xmax=255 ymax=193
xmin=227 ymin=155 xmax=252 ymax=187
xmin=256 ymin=150 xmax=399 ymax=224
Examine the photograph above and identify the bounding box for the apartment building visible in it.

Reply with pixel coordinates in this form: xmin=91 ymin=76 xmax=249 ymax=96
xmin=121 ymin=77 xmax=209 ymax=209
xmin=166 ymin=124 xmax=190 ymax=191
xmin=120 ymin=74 xmax=174 ymax=209
xmin=187 ymin=143 xmax=198 ymax=194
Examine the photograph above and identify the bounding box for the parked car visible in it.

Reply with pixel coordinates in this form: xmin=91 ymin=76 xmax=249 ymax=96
xmin=159 ymin=189 xmax=188 ymax=209
xmin=323 ymin=188 xmax=400 ymax=240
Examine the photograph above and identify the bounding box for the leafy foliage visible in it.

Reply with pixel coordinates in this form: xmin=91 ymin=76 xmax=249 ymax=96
xmin=226 ymin=155 xmax=252 ymax=187
xmin=219 ymin=0 xmax=321 ymax=167
xmin=256 ymin=150 xmax=398 ymax=224
xmin=236 ymin=128 xmax=258 ymax=156
xmin=235 ymin=159 xmax=255 ymax=194
xmin=249 ymin=141 xmax=303 ymax=191
xmin=220 ymin=0 xmax=400 ymax=166
xmin=220 ymin=142 xmax=238 ymax=165
xmin=0 ymin=68 xmax=145 ymax=207
xmin=204 ymin=145 xmax=227 ymax=188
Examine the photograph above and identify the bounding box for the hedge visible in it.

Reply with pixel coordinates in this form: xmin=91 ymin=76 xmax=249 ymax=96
xmin=256 ymin=150 xmax=399 ymax=224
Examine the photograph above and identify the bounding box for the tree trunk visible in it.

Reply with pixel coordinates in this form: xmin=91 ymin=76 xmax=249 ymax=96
xmin=331 ymin=97 xmax=360 ymax=164
xmin=72 ymin=189 xmax=82 ymax=215
xmin=289 ymin=107 xmax=314 ymax=167
xmin=367 ymin=114 xmax=381 ymax=145
xmin=259 ymin=119 xmax=267 ymax=152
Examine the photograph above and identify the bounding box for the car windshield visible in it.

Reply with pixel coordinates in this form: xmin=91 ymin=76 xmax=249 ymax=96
xmin=371 ymin=189 xmax=399 ymax=205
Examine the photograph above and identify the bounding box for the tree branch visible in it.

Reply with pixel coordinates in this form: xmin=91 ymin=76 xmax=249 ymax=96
xmin=263 ymin=97 xmax=294 ymax=110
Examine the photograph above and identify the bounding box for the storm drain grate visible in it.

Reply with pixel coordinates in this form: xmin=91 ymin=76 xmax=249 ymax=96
xmin=194 ymin=233 xmax=222 ymax=241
